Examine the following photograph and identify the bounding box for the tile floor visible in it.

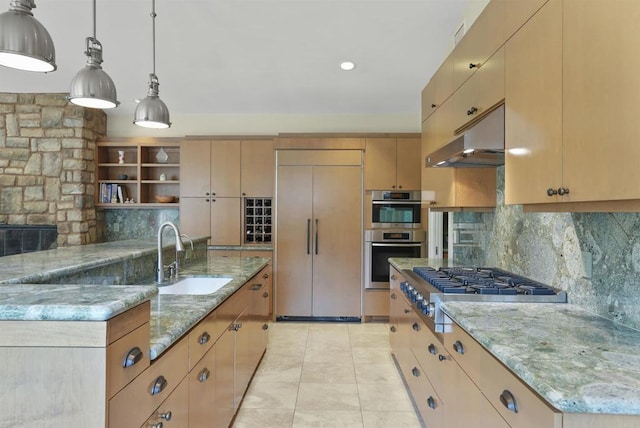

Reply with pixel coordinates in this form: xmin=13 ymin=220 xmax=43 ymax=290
xmin=232 ymin=321 xmax=423 ymax=427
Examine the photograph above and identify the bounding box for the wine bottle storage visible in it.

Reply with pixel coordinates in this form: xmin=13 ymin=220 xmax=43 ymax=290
xmin=244 ymin=198 xmax=272 ymax=243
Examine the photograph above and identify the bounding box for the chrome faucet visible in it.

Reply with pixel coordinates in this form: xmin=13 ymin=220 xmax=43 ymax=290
xmin=157 ymin=221 xmax=186 ymax=283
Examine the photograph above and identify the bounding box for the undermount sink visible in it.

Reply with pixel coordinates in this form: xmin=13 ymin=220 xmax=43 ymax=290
xmin=157 ymin=277 xmax=233 ymax=295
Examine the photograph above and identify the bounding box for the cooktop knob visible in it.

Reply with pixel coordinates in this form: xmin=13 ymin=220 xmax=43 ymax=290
xmin=423 ymin=302 xmax=435 ymax=318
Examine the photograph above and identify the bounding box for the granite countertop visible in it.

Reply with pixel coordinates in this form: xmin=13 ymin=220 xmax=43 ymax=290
xmin=442 ymin=302 xmax=640 ymax=415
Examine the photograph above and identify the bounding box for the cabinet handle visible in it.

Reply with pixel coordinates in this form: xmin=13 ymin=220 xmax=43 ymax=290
xmin=199 ymin=367 xmax=211 ymax=383
xmin=392 ymin=185 xmax=396 ymax=189
xmin=398 ymin=185 xmax=402 ymax=189
xmin=205 ymin=192 xmax=210 ymax=196
xmin=263 ymin=273 xmax=269 ymax=279
xmin=412 ymin=322 xmax=420 ymax=332
xmin=315 ymin=219 xmax=319 ymax=254
xmin=453 ymin=340 xmax=465 ymax=355
xmin=431 ymin=103 xmax=437 ymax=108
xmin=263 ymin=291 xmax=269 ymax=298
xmin=242 ymin=192 xmax=246 ymax=196
xmin=467 ymin=106 xmax=478 ymax=116
xmin=251 ymin=283 xmax=262 ymax=291
xmin=212 ymin=192 xmax=216 ymax=196
xmin=546 ymin=188 xmax=558 ymax=196
xmin=438 ymin=354 xmax=447 ymax=361
xmin=149 ymin=423 xmax=163 ymax=428
xmin=469 ymin=62 xmax=480 ymax=69
xmin=212 ymin=199 xmax=216 ymax=202
xmin=198 ymin=331 xmax=210 ymax=345
xmin=306 ymin=219 xmax=311 ymax=255
xmin=205 ymin=199 xmax=210 ymax=203
xmin=404 ymin=309 xmax=411 ymax=314
xmin=500 ymin=390 xmax=519 ymax=413
xmin=390 ymin=326 xmax=397 ymax=333
xmin=428 ymin=344 xmax=437 ymax=355
xmin=391 ymin=293 xmax=397 ymax=300
xmin=411 ymin=367 xmax=420 ymax=377
xmin=390 ymin=275 xmax=396 ymax=281
xmin=262 ymin=323 xmax=269 ymax=330
xmin=122 ymin=346 xmax=143 ymax=368
xmin=150 ymin=375 xmax=167 ymax=396
xmin=159 ymin=411 xmax=172 ymax=421
xmin=558 ymin=187 xmax=570 ymax=196
xmin=427 ymin=396 xmax=436 ymax=410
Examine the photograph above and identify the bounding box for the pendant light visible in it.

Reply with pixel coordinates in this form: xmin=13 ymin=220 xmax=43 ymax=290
xmin=0 ymin=0 xmax=56 ymax=72
xmin=68 ymin=0 xmax=119 ymax=109
xmin=134 ymin=0 xmax=170 ymax=129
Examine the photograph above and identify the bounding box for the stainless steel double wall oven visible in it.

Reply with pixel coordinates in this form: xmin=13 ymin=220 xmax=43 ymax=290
xmin=365 ymin=190 xmax=425 ymax=290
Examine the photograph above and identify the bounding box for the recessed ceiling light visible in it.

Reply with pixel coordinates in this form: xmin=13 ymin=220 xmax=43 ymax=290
xmin=340 ymin=61 xmax=356 ymax=71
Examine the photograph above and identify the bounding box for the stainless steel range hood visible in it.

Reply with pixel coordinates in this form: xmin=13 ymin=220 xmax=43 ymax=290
xmin=425 ymin=104 xmax=504 ymax=168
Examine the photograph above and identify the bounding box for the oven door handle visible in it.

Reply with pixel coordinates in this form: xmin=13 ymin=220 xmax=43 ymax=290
xmin=371 ymin=243 xmax=424 ymax=247
xmin=372 ymin=200 xmax=420 ymax=205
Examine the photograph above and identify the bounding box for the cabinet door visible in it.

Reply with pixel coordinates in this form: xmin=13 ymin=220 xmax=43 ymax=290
xmin=188 ymin=346 xmax=216 ymax=428
xmin=312 ymin=165 xmax=362 ymax=317
xmin=481 ymin=395 xmax=510 ymax=428
xmin=505 ymin=0 xmax=549 ymax=39
xmin=215 ymin=326 xmax=235 ymax=428
xmin=275 ymin=166 xmax=313 ymax=316
xmin=504 ymin=0 xmax=562 ymax=205
xmin=143 ymin=377 xmax=189 ymax=428
xmin=364 ymin=138 xmax=397 ymax=190
xmin=210 ymin=197 xmax=241 ymax=246
xmin=443 ymin=357 xmax=483 ymax=428
xmin=241 ymin=139 xmax=274 ymax=197
xmin=180 ymin=197 xmax=211 ymax=241
xmin=180 ymin=139 xmax=211 ymax=197
xmin=396 ymin=137 xmax=421 ymax=190
xmin=422 ymin=54 xmax=454 ymax=121
xmin=452 ymin=47 xmax=505 ymax=132
xmin=422 ymin=101 xmax=456 ymax=207
xmin=210 ymin=140 xmax=241 ymax=197
xmin=563 ymin=0 xmax=640 ymax=202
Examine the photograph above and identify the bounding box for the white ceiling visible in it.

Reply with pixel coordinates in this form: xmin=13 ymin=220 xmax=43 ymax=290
xmin=0 ymin=0 xmax=486 ymax=130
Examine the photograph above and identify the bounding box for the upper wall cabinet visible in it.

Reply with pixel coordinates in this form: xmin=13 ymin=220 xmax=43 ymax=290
xmin=422 ymin=55 xmax=454 ymax=122
xmin=452 ymin=0 xmax=506 ymax=91
xmin=452 ymin=47 xmax=504 ymax=132
xmin=364 ymin=137 xmax=421 ymax=191
xmin=505 ymin=0 xmax=549 ymax=40
xmin=240 ymin=139 xmax=274 ymax=197
xmin=504 ymin=0 xmax=562 ymax=205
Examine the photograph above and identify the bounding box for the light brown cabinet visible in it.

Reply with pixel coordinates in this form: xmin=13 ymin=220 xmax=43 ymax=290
xmin=180 ymin=139 xmax=241 ymax=198
xmin=180 ymin=196 xmax=241 ymax=245
xmin=276 ymin=150 xmax=362 ymax=318
xmin=505 ymin=0 xmax=549 ymax=39
xmin=364 ymin=137 xmax=421 ymax=191
xmin=96 ymin=140 xmax=181 ymax=207
xmin=241 ymin=139 xmax=275 ymax=197
xmin=422 ymin=54 xmax=454 ymax=121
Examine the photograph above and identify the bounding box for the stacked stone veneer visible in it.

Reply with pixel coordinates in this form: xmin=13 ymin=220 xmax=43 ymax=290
xmin=0 ymin=93 xmax=106 ymax=246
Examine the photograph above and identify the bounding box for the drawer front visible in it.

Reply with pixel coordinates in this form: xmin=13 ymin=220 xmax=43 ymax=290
xmin=402 ymin=350 xmax=444 ymax=427
xmin=107 ymin=322 xmax=150 ymax=399
xmin=189 ymin=346 xmax=217 ymax=427
xmin=444 ymin=322 xmax=483 ymax=386
xmin=109 ymin=337 xmax=189 ymax=428
xmin=142 ymin=377 xmax=189 ymax=428
xmin=410 ymin=318 xmax=447 ymax=395
xmin=481 ymin=351 xmax=562 ymax=428
xmin=188 ymin=311 xmax=216 ymax=370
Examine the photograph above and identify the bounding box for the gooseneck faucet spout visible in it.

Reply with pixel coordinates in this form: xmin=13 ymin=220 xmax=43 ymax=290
xmin=157 ymin=221 xmax=185 ymax=283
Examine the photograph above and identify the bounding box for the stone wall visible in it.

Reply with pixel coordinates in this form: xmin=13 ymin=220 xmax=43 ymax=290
xmin=0 ymin=93 xmax=106 ymax=246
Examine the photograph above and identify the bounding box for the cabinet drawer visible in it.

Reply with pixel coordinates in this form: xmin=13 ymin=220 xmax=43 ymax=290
xmin=444 ymin=322 xmax=483 ymax=386
xmin=481 ymin=351 xmax=562 ymax=428
xmin=188 ymin=311 xmax=216 ymax=370
xmin=410 ymin=320 xmax=446 ymax=394
xmin=107 ymin=322 xmax=150 ymax=399
xmin=141 ymin=377 xmax=189 ymax=428
xmin=109 ymin=337 xmax=189 ymax=428
xmin=189 ymin=346 xmax=217 ymax=428
xmin=402 ymin=350 xmax=444 ymax=427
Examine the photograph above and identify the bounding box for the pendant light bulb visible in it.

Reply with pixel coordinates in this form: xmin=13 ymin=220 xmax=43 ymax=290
xmin=0 ymin=0 xmax=56 ymax=72
xmin=68 ymin=0 xmax=119 ymax=109
xmin=134 ymin=0 xmax=170 ymax=128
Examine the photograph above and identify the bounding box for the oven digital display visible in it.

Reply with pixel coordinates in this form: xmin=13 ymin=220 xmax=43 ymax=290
xmin=383 ymin=232 xmax=409 ymax=240
xmin=384 ymin=192 xmax=409 ymax=200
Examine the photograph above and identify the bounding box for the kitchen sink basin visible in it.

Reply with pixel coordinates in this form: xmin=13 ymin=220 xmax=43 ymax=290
xmin=157 ymin=277 xmax=233 ymax=295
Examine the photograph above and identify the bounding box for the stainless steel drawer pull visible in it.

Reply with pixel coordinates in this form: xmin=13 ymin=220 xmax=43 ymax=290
xmin=198 ymin=331 xmax=210 ymax=345
xmin=404 ymin=309 xmax=411 ymax=314
xmin=251 ymin=283 xmax=262 ymax=291
xmin=159 ymin=411 xmax=172 ymax=421
xmin=412 ymin=322 xmax=420 ymax=332
xmin=390 ymin=326 xmax=397 ymax=333
xmin=500 ymin=390 xmax=518 ymax=413
xmin=263 ymin=291 xmax=269 ymax=298
xmin=411 ymin=367 xmax=420 ymax=377
xmin=428 ymin=344 xmax=437 ymax=355
xmin=427 ymin=396 xmax=436 ymax=409
xmin=262 ymin=323 xmax=269 ymax=330
xmin=122 ymin=346 xmax=143 ymax=368
xmin=391 ymin=293 xmax=397 ymax=300
xmin=263 ymin=273 xmax=269 ymax=279
xmin=149 ymin=423 xmax=163 ymax=428
xmin=150 ymin=375 xmax=167 ymax=396
xmin=453 ymin=340 xmax=465 ymax=355
xmin=199 ymin=368 xmax=211 ymax=383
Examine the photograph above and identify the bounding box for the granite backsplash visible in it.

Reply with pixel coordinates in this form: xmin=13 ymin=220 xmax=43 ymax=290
xmin=453 ymin=166 xmax=640 ymax=331
xmin=97 ymin=209 xmax=180 ymax=242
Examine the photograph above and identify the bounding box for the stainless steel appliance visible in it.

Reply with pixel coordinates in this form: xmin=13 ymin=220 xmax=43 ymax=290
xmin=400 ymin=266 xmax=567 ymax=333
xmin=371 ymin=190 xmax=421 ymax=229
xmin=365 ymin=229 xmax=426 ymax=289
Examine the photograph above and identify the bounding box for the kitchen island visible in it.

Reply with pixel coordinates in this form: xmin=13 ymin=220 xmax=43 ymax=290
xmin=390 ymin=257 xmax=640 ymax=427
xmin=0 ymin=239 xmax=271 ymax=427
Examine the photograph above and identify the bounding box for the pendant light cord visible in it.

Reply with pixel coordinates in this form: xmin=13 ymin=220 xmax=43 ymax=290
xmin=92 ymin=0 xmax=96 ymax=40
xmin=151 ymin=0 xmax=156 ymax=76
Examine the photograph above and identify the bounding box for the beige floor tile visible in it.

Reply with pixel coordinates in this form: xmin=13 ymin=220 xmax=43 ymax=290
xmin=293 ymin=410 xmax=364 ymax=428
xmin=232 ymin=408 xmax=295 ymax=427
xmin=296 ymin=383 xmax=361 ymax=411
xmin=352 ymin=348 xmax=394 ymax=365
xmin=300 ymin=360 xmax=356 ymax=384
xmin=255 ymin=355 xmax=304 ymax=383
xmin=361 ymin=411 xmax=422 ymax=428
xmin=357 ymin=383 xmax=415 ymax=412
xmin=241 ymin=380 xmax=299 ymax=410
xmin=348 ymin=322 xmax=389 ymax=335
xmin=354 ymin=362 xmax=403 ymax=384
